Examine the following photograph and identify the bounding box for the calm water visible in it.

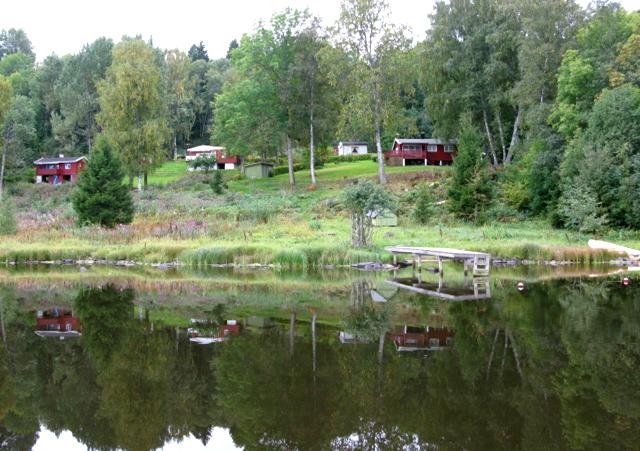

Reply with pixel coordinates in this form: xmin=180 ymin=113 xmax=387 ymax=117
xmin=0 ymin=265 xmax=638 ymax=450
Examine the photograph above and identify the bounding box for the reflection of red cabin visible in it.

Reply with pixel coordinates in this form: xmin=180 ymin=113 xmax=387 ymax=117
xmin=219 ymin=320 xmax=241 ymax=337
xmin=387 ymin=326 xmax=454 ymax=351
xmin=35 ymin=308 xmax=81 ymax=338
xmin=34 ymin=155 xmax=86 ymax=184
xmin=385 ymin=138 xmax=456 ymax=167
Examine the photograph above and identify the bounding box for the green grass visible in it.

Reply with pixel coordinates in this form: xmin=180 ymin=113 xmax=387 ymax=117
xmin=4 ymin=158 xmax=640 ymax=266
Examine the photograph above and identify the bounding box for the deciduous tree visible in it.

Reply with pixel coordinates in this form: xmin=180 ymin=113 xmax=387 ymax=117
xmin=97 ymin=39 xmax=169 ymax=190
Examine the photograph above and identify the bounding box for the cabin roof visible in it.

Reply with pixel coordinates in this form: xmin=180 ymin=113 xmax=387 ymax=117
xmin=34 ymin=156 xmax=86 ymax=165
xmin=187 ymin=145 xmax=225 ymax=152
xmin=245 ymin=162 xmax=274 ymax=168
xmin=394 ymin=138 xmax=456 ymax=145
xmin=339 ymin=141 xmax=368 ymax=146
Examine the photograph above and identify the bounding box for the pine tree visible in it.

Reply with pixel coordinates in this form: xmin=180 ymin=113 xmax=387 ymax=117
xmin=447 ymin=117 xmax=493 ymax=221
xmin=210 ymin=170 xmax=225 ymax=195
xmin=72 ymin=138 xmax=134 ymax=228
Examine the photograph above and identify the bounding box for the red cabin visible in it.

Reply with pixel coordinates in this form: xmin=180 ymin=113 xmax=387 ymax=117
xmin=385 ymin=138 xmax=456 ymax=166
xmin=35 ymin=308 xmax=81 ymax=339
xmin=34 ymin=155 xmax=86 ymax=184
xmin=387 ymin=326 xmax=454 ymax=351
xmin=185 ymin=145 xmax=241 ymax=170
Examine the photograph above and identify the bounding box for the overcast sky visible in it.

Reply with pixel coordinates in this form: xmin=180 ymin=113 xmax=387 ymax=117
xmin=3 ymin=0 xmax=640 ymax=62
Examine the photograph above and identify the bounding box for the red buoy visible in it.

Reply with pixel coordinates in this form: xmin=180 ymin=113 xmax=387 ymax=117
xmin=623 ymin=277 xmax=631 ymax=286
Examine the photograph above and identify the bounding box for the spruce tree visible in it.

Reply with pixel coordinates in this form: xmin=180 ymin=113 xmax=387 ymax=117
xmin=447 ymin=117 xmax=493 ymax=221
xmin=72 ymin=138 xmax=134 ymax=228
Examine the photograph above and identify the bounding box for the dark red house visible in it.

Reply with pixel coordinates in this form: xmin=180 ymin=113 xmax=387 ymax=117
xmin=35 ymin=308 xmax=81 ymax=339
xmin=34 ymin=155 xmax=86 ymax=184
xmin=385 ymin=138 xmax=457 ymax=166
xmin=387 ymin=325 xmax=454 ymax=351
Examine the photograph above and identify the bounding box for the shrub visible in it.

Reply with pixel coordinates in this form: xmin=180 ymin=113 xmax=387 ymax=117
xmin=559 ymin=180 xmax=608 ymax=234
xmin=342 ymin=180 xmax=396 ymax=247
xmin=210 ymin=170 xmax=225 ymax=194
xmin=190 ymin=155 xmax=217 ymax=173
xmin=0 ymin=197 xmax=18 ymax=235
xmin=412 ymin=185 xmax=435 ymax=224
xmin=71 ymin=138 xmax=134 ymax=228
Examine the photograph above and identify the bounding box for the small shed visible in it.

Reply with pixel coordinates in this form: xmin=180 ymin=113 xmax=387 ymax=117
xmin=367 ymin=209 xmax=398 ymax=227
xmin=245 ymin=162 xmax=274 ymax=179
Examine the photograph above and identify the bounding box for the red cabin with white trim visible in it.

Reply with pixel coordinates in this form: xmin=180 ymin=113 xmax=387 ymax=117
xmin=34 ymin=155 xmax=86 ymax=184
xmin=385 ymin=138 xmax=457 ymax=166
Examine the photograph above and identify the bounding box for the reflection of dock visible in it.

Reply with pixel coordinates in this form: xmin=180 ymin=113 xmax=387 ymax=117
xmin=386 ymin=246 xmax=490 ymax=276
xmin=385 ymin=277 xmax=491 ymax=301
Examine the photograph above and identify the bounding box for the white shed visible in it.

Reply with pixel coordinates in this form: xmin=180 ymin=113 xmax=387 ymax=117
xmin=336 ymin=141 xmax=368 ymax=156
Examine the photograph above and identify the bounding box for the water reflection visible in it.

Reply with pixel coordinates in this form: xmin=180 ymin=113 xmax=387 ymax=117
xmin=0 ymin=276 xmax=638 ymax=450
xmin=35 ymin=308 xmax=81 ymax=339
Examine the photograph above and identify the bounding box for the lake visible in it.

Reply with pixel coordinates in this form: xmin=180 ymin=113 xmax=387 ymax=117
xmin=0 ymin=264 xmax=638 ymax=450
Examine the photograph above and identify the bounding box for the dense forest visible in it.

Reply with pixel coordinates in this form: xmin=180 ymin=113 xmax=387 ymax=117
xmin=1 ymin=0 xmax=639 ymax=232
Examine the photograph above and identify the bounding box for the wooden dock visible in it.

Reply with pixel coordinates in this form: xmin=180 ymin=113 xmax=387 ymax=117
xmin=385 ymin=246 xmax=491 ymax=276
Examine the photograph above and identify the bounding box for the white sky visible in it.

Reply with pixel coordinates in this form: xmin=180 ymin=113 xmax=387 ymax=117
xmin=32 ymin=426 xmax=243 ymax=450
xmin=3 ymin=0 xmax=639 ymax=62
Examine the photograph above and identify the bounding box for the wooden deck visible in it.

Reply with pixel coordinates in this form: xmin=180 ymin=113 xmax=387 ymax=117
xmin=385 ymin=246 xmax=491 ymax=276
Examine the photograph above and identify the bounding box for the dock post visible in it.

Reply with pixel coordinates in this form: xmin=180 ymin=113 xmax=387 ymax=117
xmin=437 ymin=257 xmax=443 ymax=276
xmin=393 ymin=254 xmax=397 ymax=266
xmin=417 ymin=255 xmax=422 ymax=272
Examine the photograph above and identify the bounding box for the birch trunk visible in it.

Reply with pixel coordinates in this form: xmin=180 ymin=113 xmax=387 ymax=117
xmin=137 ymin=174 xmax=142 ymax=192
xmin=0 ymin=143 xmax=6 ymax=203
xmin=506 ymin=108 xmax=522 ymax=164
xmin=496 ymin=112 xmax=507 ymax=162
xmin=483 ymin=109 xmax=498 ymax=167
xmin=172 ymin=133 xmax=177 ymax=160
xmin=309 ymin=109 xmax=317 ymax=186
xmin=374 ymin=96 xmax=387 ymax=184
xmin=286 ymin=134 xmax=295 ymax=189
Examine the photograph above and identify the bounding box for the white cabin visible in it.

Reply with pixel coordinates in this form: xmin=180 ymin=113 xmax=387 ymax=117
xmin=336 ymin=141 xmax=368 ymax=156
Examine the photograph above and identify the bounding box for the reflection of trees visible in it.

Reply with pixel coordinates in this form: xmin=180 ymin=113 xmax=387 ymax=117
xmin=0 ymin=280 xmax=638 ymax=450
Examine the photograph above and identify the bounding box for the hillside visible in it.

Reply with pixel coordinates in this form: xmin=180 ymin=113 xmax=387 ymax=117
xmin=2 ymin=159 xmax=638 ymax=266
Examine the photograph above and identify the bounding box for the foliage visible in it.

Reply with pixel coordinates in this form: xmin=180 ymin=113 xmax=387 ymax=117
xmin=342 ymin=179 xmax=396 ymax=247
xmin=97 ymin=39 xmax=170 ymax=184
xmin=0 ymin=196 xmax=17 ymax=235
xmin=210 ymin=170 xmax=225 ymax=195
xmin=164 ymin=50 xmax=196 ymax=158
xmin=72 ymin=138 xmax=134 ymax=228
xmin=447 ymin=118 xmax=493 ymax=222
xmin=1 ymin=95 xmax=36 ymax=175
xmin=189 ymin=154 xmax=217 ymax=173
xmin=0 ymin=28 xmax=34 ymax=60
xmin=412 ymin=184 xmax=435 ymax=224
xmin=558 ymin=180 xmax=608 ymax=234
xmin=187 ymin=41 xmax=209 ymax=62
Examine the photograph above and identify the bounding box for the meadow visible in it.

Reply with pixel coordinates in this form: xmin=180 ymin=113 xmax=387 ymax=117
xmin=3 ymin=159 xmax=639 ymax=266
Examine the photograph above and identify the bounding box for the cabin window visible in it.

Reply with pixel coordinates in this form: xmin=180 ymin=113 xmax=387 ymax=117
xmin=352 ymin=147 xmax=358 ymax=154
xmin=403 ymin=144 xmax=420 ymax=151
xmin=64 ymin=163 xmax=72 ymax=169
xmin=428 ymin=338 xmax=440 ymax=347
xmin=427 ymin=144 xmax=438 ymax=152
xmin=444 ymin=144 xmax=455 ymax=152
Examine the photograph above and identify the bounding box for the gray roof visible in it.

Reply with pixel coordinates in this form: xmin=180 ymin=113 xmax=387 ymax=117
xmin=339 ymin=141 xmax=368 ymax=146
xmin=34 ymin=156 xmax=86 ymax=165
xmin=394 ymin=138 xmax=456 ymax=145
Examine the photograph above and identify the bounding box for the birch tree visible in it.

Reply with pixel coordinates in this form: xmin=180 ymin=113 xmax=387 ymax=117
xmin=335 ymin=0 xmax=411 ymax=184
xmin=164 ymin=50 xmax=196 ymax=159
xmin=97 ymin=40 xmax=169 ymax=190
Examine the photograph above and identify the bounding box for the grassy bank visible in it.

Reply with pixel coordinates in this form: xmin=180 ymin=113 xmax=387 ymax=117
xmin=3 ymin=159 xmax=639 ymax=266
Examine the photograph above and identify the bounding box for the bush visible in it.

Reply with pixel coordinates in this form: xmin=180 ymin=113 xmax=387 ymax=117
xmin=412 ymin=185 xmax=435 ymax=224
xmin=190 ymin=155 xmax=217 ymax=173
xmin=71 ymin=138 xmax=134 ymax=228
xmin=342 ymin=180 xmax=396 ymax=247
xmin=558 ymin=180 xmax=608 ymax=234
xmin=0 ymin=197 xmax=18 ymax=235
xmin=210 ymin=170 xmax=225 ymax=194
xmin=273 ymin=163 xmax=305 ymax=176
